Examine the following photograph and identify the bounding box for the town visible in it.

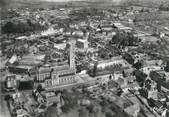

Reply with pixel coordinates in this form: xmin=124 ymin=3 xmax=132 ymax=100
xmin=1 ymin=0 xmax=169 ymax=117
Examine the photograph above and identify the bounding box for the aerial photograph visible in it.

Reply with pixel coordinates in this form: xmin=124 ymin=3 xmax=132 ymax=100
xmin=0 ymin=0 xmax=169 ymax=117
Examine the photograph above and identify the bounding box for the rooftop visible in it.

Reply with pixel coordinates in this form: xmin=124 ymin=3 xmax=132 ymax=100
xmin=139 ymin=35 xmax=159 ymax=42
xmin=98 ymin=56 xmax=123 ymax=64
xmin=19 ymin=55 xmax=43 ymax=66
xmin=39 ymin=64 xmax=70 ymax=74
xmin=15 ymin=36 xmax=28 ymax=40
xmin=77 ymin=39 xmax=88 ymax=43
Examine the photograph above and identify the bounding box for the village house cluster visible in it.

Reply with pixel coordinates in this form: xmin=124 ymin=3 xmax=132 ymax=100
xmin=1 ymin=1 xmax=169 ymax=117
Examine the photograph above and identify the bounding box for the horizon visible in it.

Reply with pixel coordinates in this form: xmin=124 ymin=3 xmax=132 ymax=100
xmin=1 ymin=0 xmax=169 ymax=8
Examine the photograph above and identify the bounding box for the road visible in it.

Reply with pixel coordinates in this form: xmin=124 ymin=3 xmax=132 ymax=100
xmin=0 ymin=96 xmax=11 ymax=117
xmin=129 ymin=89 xmax=160 ymax=117
xmin=0 ymin=73 xmax=11 ymax=117
xmin=0 ymin=62 xmax=12 ymax=117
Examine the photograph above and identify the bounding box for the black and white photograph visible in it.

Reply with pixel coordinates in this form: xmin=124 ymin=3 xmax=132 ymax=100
xmin=1 ymin=0 xmax=169 ymax=117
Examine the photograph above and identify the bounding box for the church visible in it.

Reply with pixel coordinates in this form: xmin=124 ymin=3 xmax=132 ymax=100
xmin=36 ymin=40 xmax=76 ymax=90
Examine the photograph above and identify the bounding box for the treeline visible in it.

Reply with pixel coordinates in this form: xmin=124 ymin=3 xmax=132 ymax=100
xmin=159 ymin=3 xmax=169 ymax=11
xmin=69 ymin=8 xmax=104 ymax=21
xmin=1 ymin=19 xmax=48 ymax=34
xmin=111 ymin=31 xmax=139 ymax=47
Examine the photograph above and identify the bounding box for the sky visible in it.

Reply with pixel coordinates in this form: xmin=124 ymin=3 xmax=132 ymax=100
xmin=43 ymin=0 xmax=122 ymax=2
xmin=44 ymin=0 xmax=77 ymax=1
xmin=1 ymin=0 xmax=168 ymax=7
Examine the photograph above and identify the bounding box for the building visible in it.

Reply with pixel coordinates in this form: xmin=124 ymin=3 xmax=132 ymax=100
xmin=68 ymin=39 xmax=76 ymax=70
xmin=148 ymin=90 xmax=158 ymax=100
xmin=124 ymin=96 xmax=140 ymax=117
xmin=43 ymin=92 xmax=63 ymax=106
xmin=7 ymin=54 xmax=18 ymax=65
xmin=96 ymin=56 xmax=131 ymax=69
xmin=36 ymin=40 xmax=76 ymax=90
xmin=76 ymin=39 xmax=88 ymax=49
xmin=45 ymin=65 xmax=76 ymax=88
xmin=72 ymin=30 xmax=84 ymax=37
xmin=53 ymin=43 xmax=66 ymax=50
xmin=5 ymin=75 xmax=18 ymax=90
xmin=113 ymin=22 xmax=132 ymax=31
xmin=36 ymin=66 xmax=51 ymax=82
xmin=76 ymin=32 xmax=89 ymax=50
xmin=8 ymin=54 xmax=44 ymax=75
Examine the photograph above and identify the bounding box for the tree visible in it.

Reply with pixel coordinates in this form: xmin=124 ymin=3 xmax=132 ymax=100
xmin=122 ymin=70 xmax=126 ymax=77
xmin=109 ymin=75 xmax=112 ymax=80
xmin=46 ymin=106 xmax=59 ymax=117
xmin=149 ymin=71 xmax=163 ymax=92
xmin=86 ymin=104 xmax=96 ymax=114
xmin=105 ymin=112 xmax=114 ymax=117
xmin=78 ymin=107 xmax=89 ymax=117
xmin=88 ymin=62 xmax=98 ymax=77
xmin=61 ymin=93 xmax=78 ymax=113
xmin=93 ymin=62 xmax=98 ymax=77
xmin=147 ymin=98 xmax=156 ymax=108
xmin=2 ymin=19 xmax=48 ymax=34
xmin=36 ymin=84 xmax=43 ymax=93
xmin=133 ymin=70 xmax=147 ymax=87
xmin=117 ymin=87 xmax=123 ymax=96
xmin=100 ymin=99 xmax=109 ymax=113
xmin=111 ymin=32 xmax=138 ymax=47
xmin=123 ymin=53 xmax=134 ymax=65
xmin=4 ymin=94 xmax=11 ymax=102
xmin=2 ymin=21 xmax=16 ymax=33
xmin=133 ymin=61 xmax=142 ymax=70
xmin=144 ymin=79 xmax=151 ymax=90
xmin=157 ymin=82 xmax=161 ymax=92
xmin=139 ymin=88 xmax=148 ymax=98
xmin=164 ymin=60 xmax=169 ymax=72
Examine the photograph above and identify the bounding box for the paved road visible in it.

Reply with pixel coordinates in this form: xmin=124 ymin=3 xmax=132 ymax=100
xmin=0 ymin=95 xmax=11 ymax=117
xmin=0 ymin=75 xmax=11 ymax=117
xmin=0 ymin=60 xmax=10 ymax=116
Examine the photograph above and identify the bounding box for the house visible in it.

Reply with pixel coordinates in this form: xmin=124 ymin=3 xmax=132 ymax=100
xmin=101 ymin=25 xmax=113 ymax=32
xmin=124 ymin=101 xmax=140 ymax=116
xmin=5 ymin=75 xmax=18 ymax=90
xmin=148 ymin=90 xmax=158 ymax=100
xmin=7 ymin=54 xmax=18 ymax=65
xmin=124 ymin=96 xmax=140 ymax=117
xmin=16 ymin=108 xmax=30 ymax=117
xmin=41 ymin=27 xmax=57 ymax=36
xmin=15 ymin=36 xmax=28 ymax=40
xmin=76 ymin=39 xmax=88 ymax=49
xmin=54 ymin=43 xmax=66 ymax=50
xmin=43 ymin=92 xmax=64 ymax=106
xmin=138 ymin=35 xmax=159 ymax=43
xmin=72 ymin=30 xmax=84 ymax=37
xmin=113 ymin=22 xmax=132 ymax=31
xmin=35 ymin=104 xmax=47 ymax=113
xmin=141 ymin=66 xmax=163 ymax=75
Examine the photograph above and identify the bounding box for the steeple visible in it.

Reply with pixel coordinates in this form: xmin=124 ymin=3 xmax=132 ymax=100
xmin=67 ymin=39 xmax=76 ymax=70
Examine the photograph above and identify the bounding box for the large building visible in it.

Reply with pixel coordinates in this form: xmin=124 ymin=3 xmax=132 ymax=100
xmin=96 ymin=56 xmax=131 ymax=69
xmin=36 ymin=40 xmax=76 ymax=90
xmin=76 ymin=32 xmax=89 ymax=50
